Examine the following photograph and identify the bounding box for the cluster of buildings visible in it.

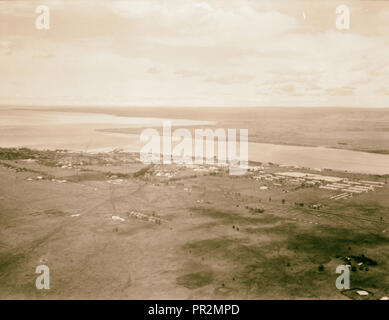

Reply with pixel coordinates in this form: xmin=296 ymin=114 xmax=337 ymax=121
xmin=250 ymin=170 xmax=342 ymax=187
xmin=321 ymin=180 xmax=384 ymax=200
xmin=128 ymin=210 xmax=164 ymax=224
xmin=274 ymin=171 xmax=343 ymax=183
xmin=144 ymin=163 xmax=221 ymax=180
xmin=183 ymin=164 xmax=221 ymax=173
xmin=249 ymin=169 xmax=385 ymax=200
xmin=107 ymin=179 xmax=124 ymax=185
xmin=154 ymin=170 xmax=177 ymax=178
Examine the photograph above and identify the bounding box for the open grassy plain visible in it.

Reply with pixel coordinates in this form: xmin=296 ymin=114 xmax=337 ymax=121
xmin=0 ymin=148 xmax=387 ymax=299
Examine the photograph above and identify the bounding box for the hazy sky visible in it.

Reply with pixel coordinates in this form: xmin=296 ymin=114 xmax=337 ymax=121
xmin=1 ymin=0 xmax=389 ymax=107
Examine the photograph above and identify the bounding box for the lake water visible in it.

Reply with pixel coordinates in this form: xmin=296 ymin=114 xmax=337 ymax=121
xmin=1 ymin=108 xmax=389 ymax=175
xmin=0 ymin=109 xmax=215 ymax=152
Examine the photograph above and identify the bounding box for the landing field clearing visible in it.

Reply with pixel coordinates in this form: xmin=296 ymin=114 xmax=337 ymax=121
xmin=0 ymin=148 xmax=388 ymax=299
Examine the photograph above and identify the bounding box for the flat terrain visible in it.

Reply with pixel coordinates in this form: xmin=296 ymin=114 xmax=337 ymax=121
xmin=0 ymin=148 xmax=388 ymax=299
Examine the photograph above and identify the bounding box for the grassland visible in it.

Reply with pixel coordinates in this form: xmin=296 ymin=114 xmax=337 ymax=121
xmin=0 ymin=147 xmax=388 ymax=299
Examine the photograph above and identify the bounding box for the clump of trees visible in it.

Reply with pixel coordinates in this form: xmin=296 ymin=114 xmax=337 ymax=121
xmin=294 ymin=202 xmax=305 ymax=207
xmin=246 ymin=207 xmax=265 ymax=214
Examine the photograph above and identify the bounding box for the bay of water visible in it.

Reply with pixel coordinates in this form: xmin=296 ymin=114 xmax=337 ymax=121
xmin=1 ymin=108 xmax=389 ymax=175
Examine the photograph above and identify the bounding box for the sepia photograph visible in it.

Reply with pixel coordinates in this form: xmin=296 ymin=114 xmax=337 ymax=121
xmin=0 ymin=0 xmax=388 ymax=305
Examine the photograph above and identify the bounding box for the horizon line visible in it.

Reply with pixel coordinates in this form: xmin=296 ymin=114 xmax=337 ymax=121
xmin=1 ymin=105 xmax=389 ymax=109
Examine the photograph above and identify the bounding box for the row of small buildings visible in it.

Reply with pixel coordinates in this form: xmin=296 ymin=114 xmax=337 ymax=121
xmin=319 ymin=180 xmax=384 ymax=195
xmin=250 ymin=170 xmax=385 ymax=200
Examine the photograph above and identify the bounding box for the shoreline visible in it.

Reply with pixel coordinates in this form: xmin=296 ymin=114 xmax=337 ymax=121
xmin=1 ymin=146 xmax=388 ymax=179
xmin=97 ymin=127 xmax=389 ymax=156
xmin=2 ymin=107 xmax=389 ymax=157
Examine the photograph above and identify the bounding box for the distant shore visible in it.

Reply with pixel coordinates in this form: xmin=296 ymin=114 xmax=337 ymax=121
xmin=23 ymin=105 xmax=389 ymax=156
xmin=96 ymin=127 xmax=389 ymax=156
